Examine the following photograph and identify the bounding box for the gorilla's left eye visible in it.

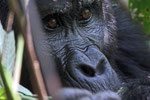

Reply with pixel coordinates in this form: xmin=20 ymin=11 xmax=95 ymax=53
xmin=43 ymin=15 xmax=62 ymax=31
xmin=82 ymin=8 xmax=91 ymax=20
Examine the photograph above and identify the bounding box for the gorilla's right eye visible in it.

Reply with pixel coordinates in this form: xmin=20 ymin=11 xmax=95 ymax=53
xmin=78 ymin=8 xmax=93 ymax=25
xmin=48 ymin=18 xmax=57 ymax=29
xmin=82 ymin=8 xmax=91 ymax=20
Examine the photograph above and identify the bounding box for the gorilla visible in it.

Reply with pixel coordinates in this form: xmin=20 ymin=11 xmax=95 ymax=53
xmin=0 ymin=0 xmax=150 ymax=100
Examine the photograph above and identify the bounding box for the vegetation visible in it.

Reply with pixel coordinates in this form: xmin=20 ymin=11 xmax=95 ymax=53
xmin=129 ymin=0 xmax=150 ymax=36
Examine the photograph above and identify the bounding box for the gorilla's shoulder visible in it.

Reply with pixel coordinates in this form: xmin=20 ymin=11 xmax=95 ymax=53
xmin=113 ymin=3 xmax=150 ymax=78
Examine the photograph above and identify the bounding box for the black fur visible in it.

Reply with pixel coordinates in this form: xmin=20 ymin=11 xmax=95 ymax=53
xmin=114 ymin=3 xmax=150 ymax=78
xmin=113 ymin=3 xmax=150 ymax=100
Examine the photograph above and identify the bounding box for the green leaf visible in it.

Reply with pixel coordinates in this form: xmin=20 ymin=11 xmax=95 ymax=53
xmin=129 ymin=0 xmax=150 ymax=36
xmin=19 ymin=93 xmax=38 ymax=100
xmin=0 ymin=22 xmax=21 ymax=100
xmin=0 ymin=22 xmax=16 ymax=74
xmin=0 ymin=21 xmax=16 ymax=88
xmin=0 ymin=88 xmax=7 ymax=100
xmin=0 ymin=21 xmax=37 ymax=100
xmin=0 ymin=63 xmax=21 ymax=100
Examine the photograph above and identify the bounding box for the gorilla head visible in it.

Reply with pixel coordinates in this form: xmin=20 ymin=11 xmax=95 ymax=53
xmin=36 ymin=0 xmax=121 ymax=93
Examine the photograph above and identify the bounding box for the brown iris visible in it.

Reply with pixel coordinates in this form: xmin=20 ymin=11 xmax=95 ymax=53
xmin=82 ymin=8 xmax=91 ymax=19
xmin=48 ymin=18 xmax=57 ymax=28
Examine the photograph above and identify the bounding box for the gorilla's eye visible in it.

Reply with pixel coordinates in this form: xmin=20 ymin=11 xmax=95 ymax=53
xmin=82 ymin=8 xmax=91 ymax=19
xmin=48 ymin=18 xmax=57 ymax=28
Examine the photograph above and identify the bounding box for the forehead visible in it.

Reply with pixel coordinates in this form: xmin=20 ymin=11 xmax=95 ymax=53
xmin=36 ymin=0 xmax=73 ymax=9
xmin=36 ymin=0 xmax=95 ymax=10
xmin=36 ymin=0 xmax=95 ymax=17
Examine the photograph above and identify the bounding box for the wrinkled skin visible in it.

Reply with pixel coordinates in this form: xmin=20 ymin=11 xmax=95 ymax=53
xmin=38 ymin=0 xmax=121 ymax=92
xmin=1 ymin=0 xmax=150 ymax=100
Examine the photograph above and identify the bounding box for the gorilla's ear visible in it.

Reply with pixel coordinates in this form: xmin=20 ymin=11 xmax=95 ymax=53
xmin=0 ymin=0 xmax=9 ymax=29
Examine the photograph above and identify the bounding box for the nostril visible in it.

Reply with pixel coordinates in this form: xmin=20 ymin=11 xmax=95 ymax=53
xmin=100 ymin=58 xmax=105 ymax=64
xmin=96 ymin=58 xmax=106 ymax=75
xmin=77 ymin=64 xmax=96 ymax=77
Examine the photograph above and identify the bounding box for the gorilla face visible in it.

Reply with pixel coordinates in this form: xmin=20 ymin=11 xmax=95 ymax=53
xmin=37 ymin=0 xmax=121 ymax=93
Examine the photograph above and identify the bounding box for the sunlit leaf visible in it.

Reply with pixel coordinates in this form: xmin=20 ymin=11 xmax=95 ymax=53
xmin=129 ymin=0 xmax=150 ymax=36
xmin=0 ymin=88 xmax=7 ymax=100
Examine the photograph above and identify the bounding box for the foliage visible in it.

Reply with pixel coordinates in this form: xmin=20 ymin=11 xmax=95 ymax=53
xmin=0 ymin=88 xmax=7 ymax=99
xmin=0 ymin=62 xmax=21 ymax=100
xmin=0 ymin=22 xmax=37 ymax=100
xmin=129 ymin=0 xmax=150 ymax=36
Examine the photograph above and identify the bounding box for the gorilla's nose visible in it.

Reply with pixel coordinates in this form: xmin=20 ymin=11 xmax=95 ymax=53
xmin=77 ymin=64 xmax=96 ymax=77
xmin=77 ymin=58 xmax=106 ymax=77
xmin=71 ymin=49 xmax=107 ymax=78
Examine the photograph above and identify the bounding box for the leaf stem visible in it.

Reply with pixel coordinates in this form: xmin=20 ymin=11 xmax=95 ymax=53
xmin=13 ymin=33 xmax=24 ymax=94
